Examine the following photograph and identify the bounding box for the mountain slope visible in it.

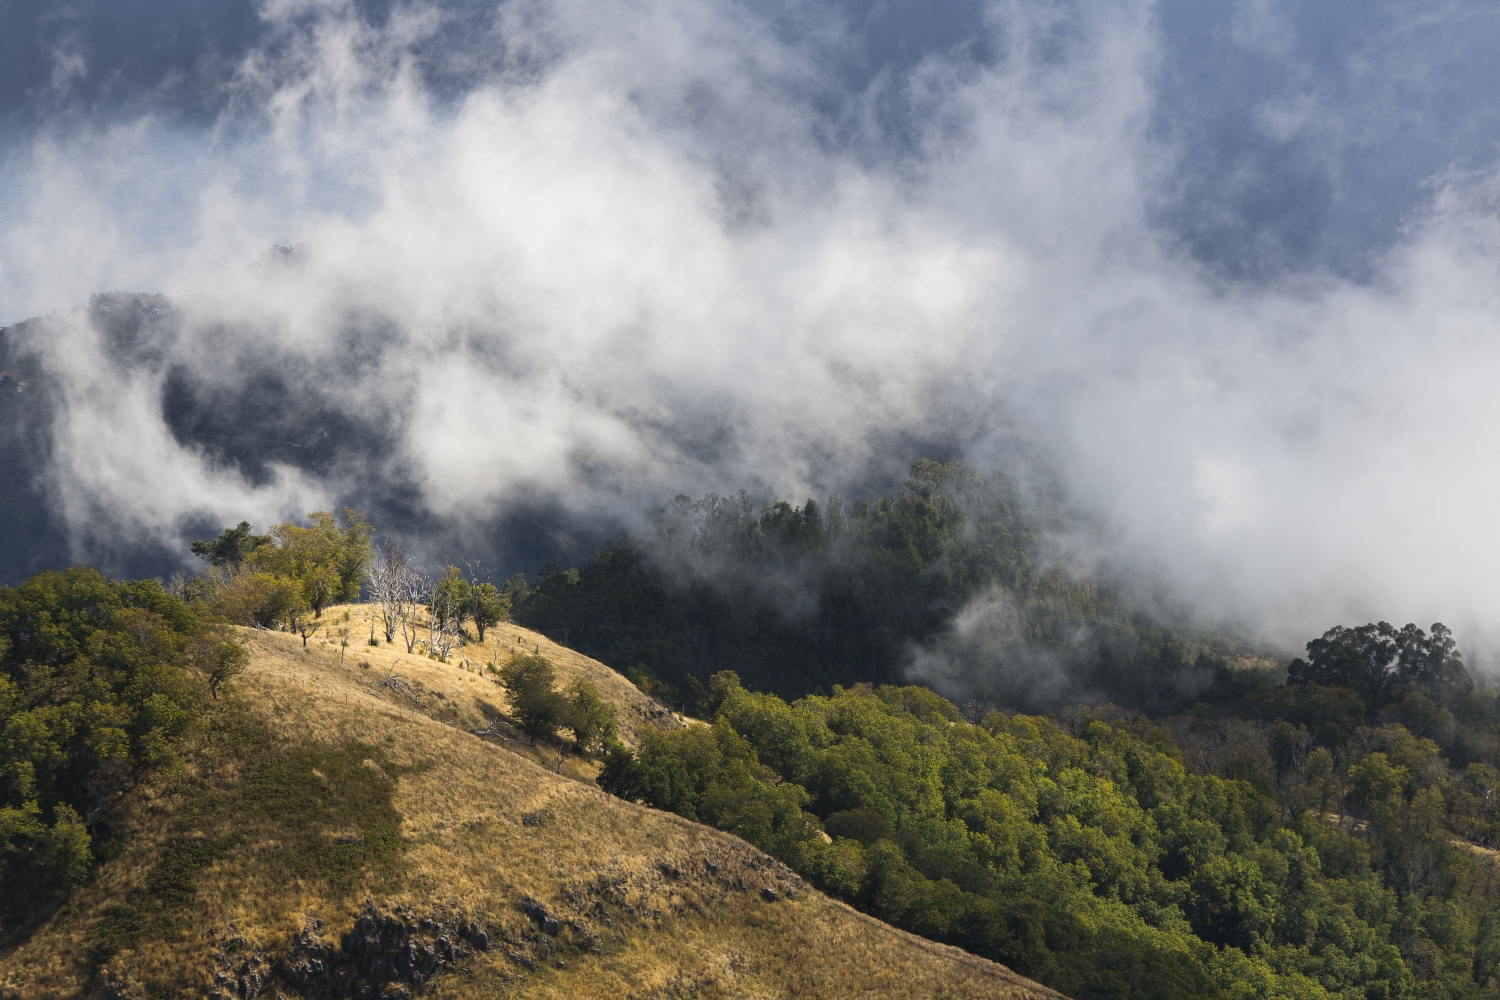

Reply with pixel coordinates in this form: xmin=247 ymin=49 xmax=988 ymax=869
xmin=1 ymin=618 xmax=1063 ymax=1000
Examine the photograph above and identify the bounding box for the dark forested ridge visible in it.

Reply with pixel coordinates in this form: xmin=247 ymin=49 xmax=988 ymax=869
xmin=0 ymin=318 xmax=70 ymax=584
xmin=512 ymin=459 xmax=1262 ymax=714
xmin=0 ymin=293 xmax=628 ymax=588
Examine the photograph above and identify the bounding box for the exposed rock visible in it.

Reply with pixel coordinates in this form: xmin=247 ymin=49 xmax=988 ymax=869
xmin=459 ymin=921 xmax=491 ymax=952
xmin=208 ymin=950 xmax=272 ymax=999
xmin=276 ymin=911 xmax=474 ymax=995
xmin=521 ymin=897 xmax=560 ymax=935
xmin=759 ymin=887 xmax=779 ymax=903
xmin=205 ymin=907 xmax=485 ymax=1000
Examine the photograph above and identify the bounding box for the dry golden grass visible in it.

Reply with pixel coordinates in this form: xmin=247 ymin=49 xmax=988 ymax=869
xmin=1 ymin=616 xmax=1064 ymax=1000
xmin=321 ymin=602 xmax=688 ymax=746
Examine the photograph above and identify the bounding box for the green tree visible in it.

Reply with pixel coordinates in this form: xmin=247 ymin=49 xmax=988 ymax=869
xmin=248 ymin=509 xmax=374 ymax=617
xmin=1288 ymin=621 xmax=1472 ymax=711
xmin=190 ymin=521 xmax=270 ymax=568
xmin=497 ymin=653 xmax=566 ymax=742
xmin=430 ymin=566 xmax=471 ymax=633
xmin=500 ymin=573 xmax=530 ymax=606
xmin=210 ymin=571 xmax=305 ymax=630
xmin=0 ymin=568 xmax=199 ymax=891
xmin=1397 ymin=622 xmax=1472 ymax=703
xmin=190 ymin=626 xmax=249 ymax=699
xmin=331 ymin=509 xmax=376 ymax=602
xmin=299 ymin=564 xmax=340 ymax=620
xmin=566 ymin=678 xmax=617 ymax=755
xmin=469 ymin=582 xmax=509 ymax=641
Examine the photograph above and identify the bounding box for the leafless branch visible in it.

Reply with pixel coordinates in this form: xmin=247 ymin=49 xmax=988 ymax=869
xmin=470 ymin=717 xmax=525 ymax=743
xmin=379 ymin=669 xmax=423 ymax=707
xmin=396 ymin=566 xmax=430 ymax=654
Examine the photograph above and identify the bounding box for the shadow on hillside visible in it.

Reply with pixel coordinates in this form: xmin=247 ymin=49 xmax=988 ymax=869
xmin=0 ymin=854 xmax=70 ymax=955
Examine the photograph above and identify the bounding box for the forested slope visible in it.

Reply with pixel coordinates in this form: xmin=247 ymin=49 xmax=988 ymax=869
xmin=12 ymin=462 xmax=1500 ymax=1000
xmin=594 ymin=641 xmax=1500 ymax=1000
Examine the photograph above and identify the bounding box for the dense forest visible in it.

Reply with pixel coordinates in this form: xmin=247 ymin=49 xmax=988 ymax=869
xmin=598 ymin=651 xmax=1500 ymax=1000
xmin=511 ymin=460 xmax=1260 ymax=713
xmin=0 ymin=569 xmax=217 ymax=915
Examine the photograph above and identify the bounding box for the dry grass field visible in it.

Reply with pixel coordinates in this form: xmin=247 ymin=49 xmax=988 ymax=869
xmin=0 ymin=611 xmax=1064 ymax=1000
xmin=319 ymin=603 xmax=689 ymax=748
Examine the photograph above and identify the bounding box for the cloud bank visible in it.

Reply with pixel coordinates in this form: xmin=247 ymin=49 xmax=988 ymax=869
xmin=3 ymin=0 xmax=1500 ymax=665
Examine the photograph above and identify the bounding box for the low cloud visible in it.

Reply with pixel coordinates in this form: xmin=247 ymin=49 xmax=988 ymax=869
xmin=904 ymin=588 xmax=1090 ymax=711
xmin=3 ymin=0 xmax=1500 ymax=670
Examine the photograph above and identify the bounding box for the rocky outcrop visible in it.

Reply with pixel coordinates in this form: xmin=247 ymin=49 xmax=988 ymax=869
xmin=208 ymin=907 xmax=493 ymax=1000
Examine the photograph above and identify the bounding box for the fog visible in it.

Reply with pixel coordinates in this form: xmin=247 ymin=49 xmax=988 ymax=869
xmin=3 ymin=0 xmax=1500 ymax=667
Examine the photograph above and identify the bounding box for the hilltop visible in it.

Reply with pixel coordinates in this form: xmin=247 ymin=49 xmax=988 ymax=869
xmin=0 ymin=612 xmax=1062 ymax=1000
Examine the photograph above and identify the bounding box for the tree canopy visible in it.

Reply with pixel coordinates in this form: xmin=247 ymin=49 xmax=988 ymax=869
xmin=190 ymin=509 xmax=375 ymax=626
xmin=1289 ymin=622 xmax=1471 ymax=710
xmin=0 ymin=568 xmax=203 ymax=893
xmin=247 ymin=509 xmax=374 ymax=617
xmin=601 ymin=660 xmax=1500 ymax=1000
xmin=190 ymin=521 xmax=269 ymax=568
xmin=497 ymin=653 xmax=567 ymax=741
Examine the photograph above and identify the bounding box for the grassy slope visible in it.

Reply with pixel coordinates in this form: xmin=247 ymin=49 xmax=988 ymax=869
xmin=1 ymin=612 xmax=1063 ymax=1000
xmin=336 ymin=604 xmax=689 ymax=747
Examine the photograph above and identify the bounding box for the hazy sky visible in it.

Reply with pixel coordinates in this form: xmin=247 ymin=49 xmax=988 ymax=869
xmin=3 ymin=0 xmax=1500 ymax=660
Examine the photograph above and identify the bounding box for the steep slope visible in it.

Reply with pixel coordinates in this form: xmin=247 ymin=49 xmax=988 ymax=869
xmin=1 ymin=617 xmax=1063 ymax=1000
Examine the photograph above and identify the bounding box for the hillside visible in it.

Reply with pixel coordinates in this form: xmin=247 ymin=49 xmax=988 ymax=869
xmin=322 ymin=604 xmax=688 ymax=749
xmin=0 ymin=614 xmax=1063 ymax=1000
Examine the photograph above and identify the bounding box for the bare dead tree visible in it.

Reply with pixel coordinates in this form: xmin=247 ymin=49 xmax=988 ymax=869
xmin=369 ymin=540 xmax=408 ymax=644
xmin=396 ymin=566 xmax=430 ymax=654
xmin=428 ymin=587 xmax=461 ymax=661
xmin=162 ymin=571 xmax=189 ymax=601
